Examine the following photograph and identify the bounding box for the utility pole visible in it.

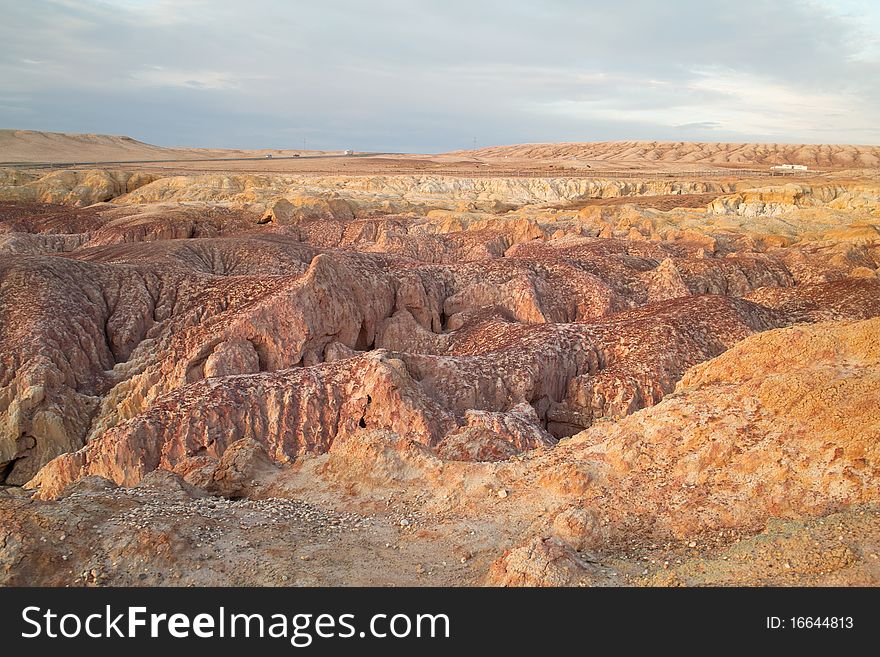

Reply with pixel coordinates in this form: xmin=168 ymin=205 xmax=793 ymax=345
xmin=473 ymin=136 xmax=477 ymax=150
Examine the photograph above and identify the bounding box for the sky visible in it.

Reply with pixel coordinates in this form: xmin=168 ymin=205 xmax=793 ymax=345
xmin=1 ymin=0 xmax=880 ymax=152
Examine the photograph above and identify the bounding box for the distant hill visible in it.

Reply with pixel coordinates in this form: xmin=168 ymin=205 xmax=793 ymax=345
xmin=448 ymin=141 xmax=880 ymax=168
xmin=0 ymin=129 xmax=309 ymax=163
xmin=0 ymin=130 xmax=184 ymax=163
xmin=6 ymin=131 xmax=879 ymax=169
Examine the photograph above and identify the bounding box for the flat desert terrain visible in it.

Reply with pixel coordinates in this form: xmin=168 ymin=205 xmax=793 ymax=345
xmin=1 ymin=131 xmax=879 ymax=586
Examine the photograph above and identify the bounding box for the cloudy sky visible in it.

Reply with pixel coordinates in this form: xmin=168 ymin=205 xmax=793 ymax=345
xmin=2 ymin=0 xmax=879 ymax=151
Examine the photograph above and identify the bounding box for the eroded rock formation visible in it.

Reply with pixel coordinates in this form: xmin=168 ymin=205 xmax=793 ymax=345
xmin=1 ymin=165 xmax=879 ymax=586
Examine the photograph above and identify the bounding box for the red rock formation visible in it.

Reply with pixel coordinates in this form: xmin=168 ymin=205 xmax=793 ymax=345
xmin=0 ymin=164 xmax=879 ymax=586
xmin=0 ymin=193 xmax=877 ymax=497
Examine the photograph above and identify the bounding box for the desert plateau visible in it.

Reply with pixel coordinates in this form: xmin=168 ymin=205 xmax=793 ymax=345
xmin=1 ymin=129 xmax=879 ymax=587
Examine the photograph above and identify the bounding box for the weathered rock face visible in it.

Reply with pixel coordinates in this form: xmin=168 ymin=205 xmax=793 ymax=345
xmin=707 ymin=184 xmax=880 ymax=218
xmin=115 ymin=172 xmax=742 ymax=210
xmin=203 ymin=339 xmax=260 ymax=379
xmin=259 ymin=196 xmax=355 ymax=225
xmin=522 ymin=316 xmax=880 ymax=539
xmin=2 ymin=173 xmax=879 ymax=491
xmin=183 ymin=438 xmax=277 ymax=499
xmin=0 ymin=169 xmax=160 ymax=205
xmin=1 ymin=165 xmax=880 ymax=587
xmin=24 ymin=291 xmax=809 ymax=498
xmin=485 ymin=536 xmax=602 ymax=587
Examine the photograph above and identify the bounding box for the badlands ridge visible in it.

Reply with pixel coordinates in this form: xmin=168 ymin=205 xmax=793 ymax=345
xmin=0 ymin=135 xmax=878 ymax=586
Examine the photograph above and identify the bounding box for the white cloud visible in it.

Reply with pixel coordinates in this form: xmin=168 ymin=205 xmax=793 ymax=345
xmin=128 ymin=68 xmax=243 ymax=90
xmin=535 ymin=67 xmax=879 ymax=143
